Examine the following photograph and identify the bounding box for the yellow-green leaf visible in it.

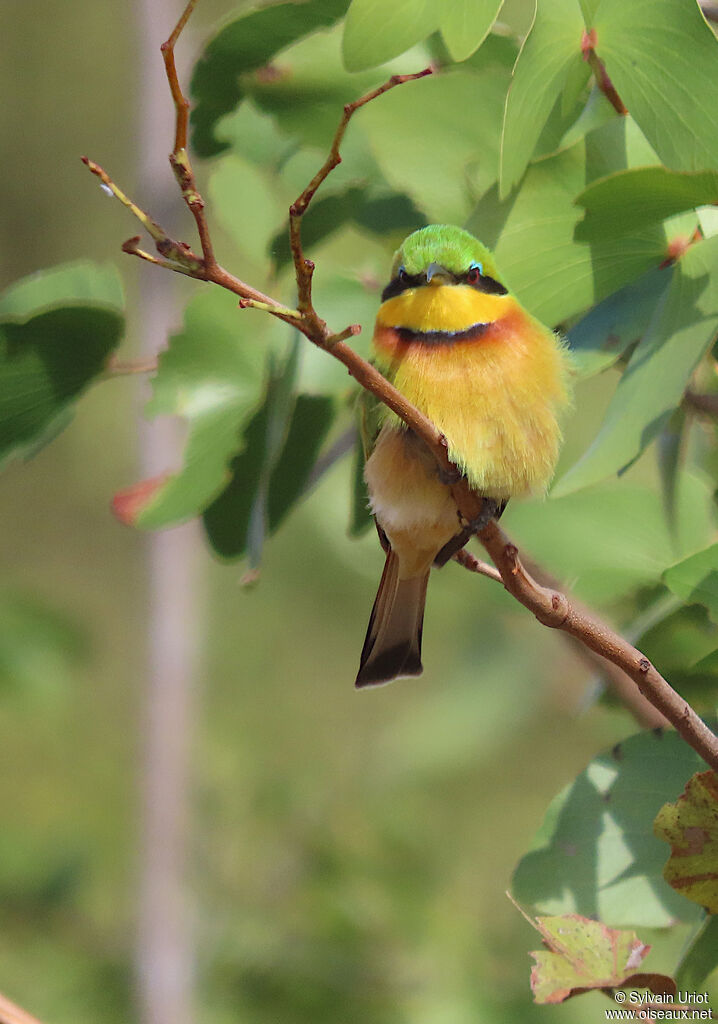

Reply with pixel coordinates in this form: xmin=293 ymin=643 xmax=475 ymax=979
xmin=654 ymin=771 xmax=718 ymax=914
xmin=440 ymin=0 xmax=503 ymax=63
xmin=341 ymin=0 xmax=439 ymax=72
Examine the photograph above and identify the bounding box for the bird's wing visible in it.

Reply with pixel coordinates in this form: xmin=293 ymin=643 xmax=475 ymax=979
xmin=357 ymin=382 xmax=385 ymax=460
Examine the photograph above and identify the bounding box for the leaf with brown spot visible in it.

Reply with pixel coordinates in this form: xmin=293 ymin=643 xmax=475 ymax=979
xmin=654 ymin=771 xmax=718 ymax=914
xmin=511 ymin=901 xmax=675 ymax=1004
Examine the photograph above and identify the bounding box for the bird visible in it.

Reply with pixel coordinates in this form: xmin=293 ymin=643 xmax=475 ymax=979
xmin=355 ymin=224 xmax=571 ymax=688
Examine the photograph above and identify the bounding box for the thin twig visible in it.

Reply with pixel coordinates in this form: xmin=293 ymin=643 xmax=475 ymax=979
xmin=581 ymin=29 xmax=627 ymax=115
xmin=287 ymin=69 xmax=432 ymax=332
xmin=161 ymin=0 xmax=214 ymax=265
xmin=453 ymin=547 xmax=502 ymax=583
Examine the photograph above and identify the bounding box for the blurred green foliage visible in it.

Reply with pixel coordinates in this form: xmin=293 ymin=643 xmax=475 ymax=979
xmin=2 ymin=0 xmax=718 ymax=1021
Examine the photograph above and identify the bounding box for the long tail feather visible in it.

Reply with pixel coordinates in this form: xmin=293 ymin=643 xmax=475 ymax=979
xmin=355 ymin=549 xmax=429 ymax=688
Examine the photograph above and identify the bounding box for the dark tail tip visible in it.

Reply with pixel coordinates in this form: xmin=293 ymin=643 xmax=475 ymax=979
xmin=355 ymin=644 xmax=423 ymax=688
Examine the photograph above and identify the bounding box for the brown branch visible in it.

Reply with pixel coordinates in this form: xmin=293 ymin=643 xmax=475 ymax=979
xmin=453 ymin=547 xmax=502 ymax=583
xmin=581 ymin=29 xmax=627 ymax=115
xmin=161 ymin=0 xmax=214 ymax=266
xmin=684 ymin=389 xmax=718 ymax=418
xmin=83 ymin=0 xmax=718 ymax=772
xmin=0 ymin=990 xmax=45 ymax=1024
xmin=288 ymin=68 xmax=432 ymax=327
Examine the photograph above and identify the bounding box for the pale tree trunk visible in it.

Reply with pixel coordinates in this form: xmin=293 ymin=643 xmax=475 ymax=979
xmin=133 ymin=3 xmax=202 ymax=1023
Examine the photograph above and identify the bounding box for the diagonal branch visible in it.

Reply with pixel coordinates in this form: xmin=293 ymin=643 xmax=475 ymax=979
xmin=83 ymin=0 xmax=718 ymax=772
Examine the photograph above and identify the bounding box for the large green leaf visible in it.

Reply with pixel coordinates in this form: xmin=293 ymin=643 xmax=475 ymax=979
xmin=341 ymin=0 xmax=439 ymax=72
xmin=499 ymin=0 xmax=586 ymax=197
xmin=576 ymin=167 xmax=718 ymax=241
xmin=505 ymin=470 xmax=714 ymax=606
xmin=361 ymin=66 xmax=511 ymax=224
xmin=554 ymin=234 xmax=718 ymax=496
xmin=675 ymin=915 xmax=718 ymax=992
xmin=439 ymin=0 xmax=504 ymax=63
xmin=0 ymin=261 xmax=123 ymax=319
xmin=469 ymin=118 xmax=665 ymax=325
xmin=190 ymin=0 xmax=350 ymax=157
xmin=209 ymin=154 xmax=286 ymax=265
xmin=567 ymin=265 xmax=672 ymax=378
xmin=0 ymin=262 xmax=124 ymax=470
xmin=635 ymin=602 xmax=718 ymax=709
xmin=664 ymin=543 xmax=718 ymax=626
xmin=119 ymin=289 xmax=275 ymax=530
xmin=202 ymin=353 xmax=336 ymax=562
xmin=593 ymin=0 xmax=718 ymax=175
xmin=512 ymin=728 xmax=709 ymax=927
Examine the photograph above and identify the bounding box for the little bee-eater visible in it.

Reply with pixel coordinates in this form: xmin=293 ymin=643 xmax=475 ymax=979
xmin=356 ymin=225 xmax=571 ymax=688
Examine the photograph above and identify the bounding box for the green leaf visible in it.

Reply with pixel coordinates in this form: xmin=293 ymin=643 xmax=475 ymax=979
xmin=208 ymin=154 xmax=285 ymax=265
xmin=361 ymin=66 xmax=510 ymax=224
xmin=341 ymin=0 xmax=439 ymax=72
xmin=0 ymin=262 xmax=124 ymax=470
xmin=577 ymin=0 xmax=600 ymax=25
xmin=203 ymin=351 xmax=335 ymax=561
xmin=594 ymin=0 xmax=718 ymax=175
xmin=350 ymin=424 xmax=373 ymax=536
xmin=675 ymin=915 xmax=718 ymax=992
xmin=553 ymin=234 xmax=718 ymax=496
xmin=657 ymin=407 xmax=687 ymax=536
xmin=512 ymin=727 xmax=710 ymax=926
xmin=635 ymin=603 xmax=718 ymax=710
xmin=123 ymin=289 xmax=273 ymax=530
xmin=267 ymin=394 xmax=336 ymax=531
xmin=525 ymin=912 xmax=657 ymax=1004
xmin=576 ymin=167 xmax=718 ymax=241
xmin=190 ymin=0 xmax=350 ymax=157
xmin=203 ymin=339 xmax=300 ymax=564
xmin=0 ymin=590 xmax=86 ymax=702
xmin=0 ymin=261 xmax=123 ymax=320
xmin=654 ymin=770 xmax=718 ymax=914
xmin=439 ymin=0 xmax=504 ymax=63
xmin=567 ymin=265 xmax=672 ymax=378
xmin=664 ymin=543 xmax=718 ymax=625
xmin=499 ymin=0 xmax=586 ymax=197
xmin=469 ymin=118 xmax=665 ymax=326
xmin=506 ymin=471 xmax=714 ymax=606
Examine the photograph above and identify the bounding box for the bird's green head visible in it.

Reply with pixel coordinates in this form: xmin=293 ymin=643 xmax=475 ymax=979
xmin=383 ymin=225 xmax=508 ymax=302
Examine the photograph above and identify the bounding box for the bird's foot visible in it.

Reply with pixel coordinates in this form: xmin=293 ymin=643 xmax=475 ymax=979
xmin=433 ymin=498 xmax=507 ymax=568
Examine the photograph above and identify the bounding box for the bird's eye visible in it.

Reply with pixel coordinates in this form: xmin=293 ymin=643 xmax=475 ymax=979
xmin=466 ymin=262 xmax=483 ymax=285
xmin=398 ymin=266 xmax=408 ymax=282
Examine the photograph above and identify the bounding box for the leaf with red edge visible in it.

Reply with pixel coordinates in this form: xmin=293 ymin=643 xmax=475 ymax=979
xmin=120 ymin=288 xmax=279 ymax=531
xmin=513 ymin=905 xmax=675 ymax=1004
xmin=112 ymin=475 xmax=171 ymax=527
xmin=654 ymin=771 xmax=718 ymax=914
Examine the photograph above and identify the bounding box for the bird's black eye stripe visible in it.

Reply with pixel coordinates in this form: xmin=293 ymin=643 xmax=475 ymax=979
xmin=462 ymin=270 xmax=508 ymax=295
xmin=381 ymin=268 xmax=508 ymax=301
xmin=381 ymin=272 xmax=425 ymax=302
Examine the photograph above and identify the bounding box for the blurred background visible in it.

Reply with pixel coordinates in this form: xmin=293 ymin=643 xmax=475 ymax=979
xmin=1 ymin=2 xmax=715 ymax=1023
